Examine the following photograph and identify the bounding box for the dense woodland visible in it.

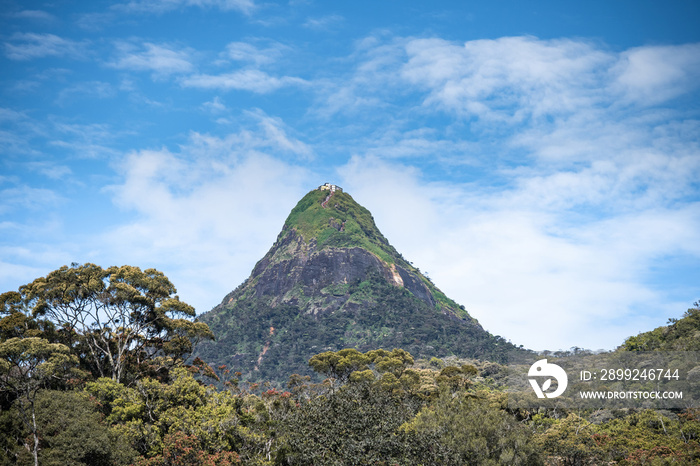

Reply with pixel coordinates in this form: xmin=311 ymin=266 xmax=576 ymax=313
xmin=1 ymin=264 xmax=699 ymax=465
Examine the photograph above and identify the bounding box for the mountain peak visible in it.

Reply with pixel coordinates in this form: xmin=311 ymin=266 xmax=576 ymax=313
xmin=196 ymin=186 xmax=518 ymax=382
xmin=280 ymin=187 xmax=397 ymax=264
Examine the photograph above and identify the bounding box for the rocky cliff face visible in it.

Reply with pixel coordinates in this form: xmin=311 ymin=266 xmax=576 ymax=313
xmin=196 ymin=188 xmax=517 ymax=382
xmin=232 ymin=232 xmax=435 ymax=314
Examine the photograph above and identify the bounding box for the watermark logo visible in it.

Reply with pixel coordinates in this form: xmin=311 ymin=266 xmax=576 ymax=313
xmin=528 ymin=359 xmax=568 ymax=398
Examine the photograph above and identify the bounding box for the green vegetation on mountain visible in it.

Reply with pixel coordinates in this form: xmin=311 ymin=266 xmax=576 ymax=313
xmin=282 ymin=189 xmax=408 ymax=267
xmin=621 ymin=302 xmax=700 ymax=351
xmin=198 ymin=268 xmax=514 ymax=383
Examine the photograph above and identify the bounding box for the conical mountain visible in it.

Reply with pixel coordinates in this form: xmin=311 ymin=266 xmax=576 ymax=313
xmin=196 ymin=185 xmax=518 ymax=382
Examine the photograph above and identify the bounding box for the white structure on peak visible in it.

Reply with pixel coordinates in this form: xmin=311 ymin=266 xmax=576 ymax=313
xmin=318 ymin=182 xmax=343 ymax=193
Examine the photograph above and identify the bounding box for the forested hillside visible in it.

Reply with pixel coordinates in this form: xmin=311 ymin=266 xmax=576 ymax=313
xmin=622 ymin=303 xmax=700 ymax=351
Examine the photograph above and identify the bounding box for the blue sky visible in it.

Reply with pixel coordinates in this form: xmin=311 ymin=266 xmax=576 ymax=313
xmin=2 ymin=0 xmax=699 ymax=351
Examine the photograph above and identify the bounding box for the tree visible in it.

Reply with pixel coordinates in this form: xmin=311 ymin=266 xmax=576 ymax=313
xmin=0 ymin=337 xmax=78 ymax=466
xmin=34 ymin=389 xmax=136 ymax=465
xmin=85 ymin=369 xmax=272 ymax=465
xmin=0 ymin=292 xmax=57 ymax=342
xmin=135 ymin=431 xmax=240 ymax=466
xmin=12 ymin=263 xmax=213 ymax=383
xmin=308 ymin=348 xmax=415 ymax=386
xmin=402 ymin=392 xmax=542 ymax=465
xmin=279 ymin=381 xmax=441 ymax=465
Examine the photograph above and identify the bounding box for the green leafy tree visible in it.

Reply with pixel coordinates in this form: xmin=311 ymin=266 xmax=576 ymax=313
xmin=18 ymin=389 xmax=136 ymax=465
xmin=308 ymin=348 xmax=372 ymax=384
xmin=535 ymin=413 xmax=605 ymax=465
xmin=402 ymin=391 xmax=542 ymax=465
xmin=0 ymin=338 xmax=78 ymax=466
xmin=278 ymin=381 xmax=441 ymax=465
xmin=11 ymin=263 xmax=213 ymax=383
xmin=86 ymin=368 xmax=276 ymax=464
xmin=0 ymin=292 xmax=58 ymax=342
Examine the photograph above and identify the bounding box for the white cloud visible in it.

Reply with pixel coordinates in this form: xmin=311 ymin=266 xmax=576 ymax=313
xmin=338 ymin=157 xmax=700 ymax=351
xmin=362 ymin=127 xmax=478 ymax=161
xmin=0 ymin=185 xmax=62 ymax=214
xmin=182 ymin=69 xmax=307 ymax=93
xmin=26 ymin=162 xmax=73 ymax=180
xmin=257 ymin=113 xmax=313 ymax=159
xmin=400 ymin=36 xmax=700 ymax=123
xmin=310 ymin=35 xmax=409 ymax=118
xmin=11 ymin=10 xmax=57 ymax=22
xmin=201 ymin=96 xmax=227 ymax=113
xmin=48 ymin=121 xmax=122 ymax=159
xmin=109 ymin=42 xmax=194 ymax=77
xmin=116 ymin=0 xmax=256 ymax=15
xmin=225 ymin=41 xmax=287 ymax=65
xmin=4 ymin=33 xmax=88 ymax=61
xmin=303 ymin=14 xmax=343 ymax=31
xmin=612 ymin=43 xmax=700 ymax=105
xmin=401 ymin=36 xmax=613 ymax=121
xmin=102 ymin=121 xmax=314 ymax=314
xmin=56 ymin=81 xmax=116 ymax=104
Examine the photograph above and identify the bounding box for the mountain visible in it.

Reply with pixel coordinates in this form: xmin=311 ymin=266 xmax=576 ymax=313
xmin=195 ymin=185 xmax=521 ymax=382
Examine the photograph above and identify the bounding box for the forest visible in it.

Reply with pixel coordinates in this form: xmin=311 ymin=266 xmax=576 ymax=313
xmin=1 ymin=263 xmax=699 ymax=465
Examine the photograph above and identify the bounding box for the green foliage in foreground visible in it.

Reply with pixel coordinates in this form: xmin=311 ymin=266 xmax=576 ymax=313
xmin=2 ymin=266 xmax=699 ymax=464
xmin=1 ymin=346 xmax=699 ymax=465
xmin=0 ymin=263 xmax=213 ymax=466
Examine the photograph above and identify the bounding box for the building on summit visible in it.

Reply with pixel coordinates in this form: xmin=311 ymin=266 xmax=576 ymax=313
xmin=318 ymin=182 xmax=343 ymax=193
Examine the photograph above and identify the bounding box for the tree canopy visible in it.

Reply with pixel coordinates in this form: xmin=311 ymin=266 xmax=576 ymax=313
xmin=1 ymin=263 xmax=213 ymax=384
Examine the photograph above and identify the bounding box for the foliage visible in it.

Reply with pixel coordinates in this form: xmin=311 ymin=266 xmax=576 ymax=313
xmin=0 ymin=337 xmax=79 ymax=466
xmin=2 ymin=263 xmax=213 ymax=384
xmin=86 ymin=368 xmax=282 ymax=464
xmin=0 ymin=389 xmax=136 ymax=465
xmin=308 ymin=348 xmax=414 ymax=384
xmin=2 ymin=261 xmax=699 ymax=465
xmin=402 ymin=391 xmax=542 ymax=465
xmin=622 ymin=303 xmax=700 ymax=351
xmin=277 ymin=380 xmax=444 ymax=465
xmin=134 ymin=432 xmax=240 ymax=466
xmin=532 ymin=408 xmax=700 ymax=465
